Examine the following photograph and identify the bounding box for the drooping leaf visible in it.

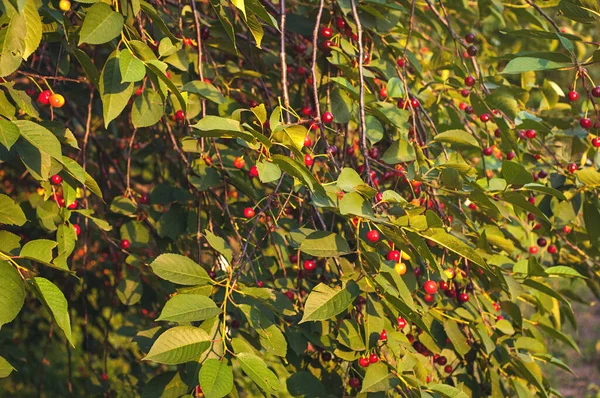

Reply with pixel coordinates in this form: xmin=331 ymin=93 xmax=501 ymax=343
xmin=156 ymin=294 xmax=220 ymax=323
xmin=150 ymin=254 xmax=212 ymax=286
xmin=78 ymin=2 xmax=124 ymax=45
xmin=0 ymin=261 xmax=25 ymax=330
xmin=32 ymin=277 xmax=74 ymax=346
xmin=144 ymin=326 xmax=211 ymax=364
xmin=199 ymin=359 xmax=233 ymax=398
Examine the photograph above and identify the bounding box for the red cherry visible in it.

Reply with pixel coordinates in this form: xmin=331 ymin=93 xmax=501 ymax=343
xmin=525 ymin=129 xmax=537 ymax=139
xmin=592 ymin=137 xmax=600 ymax=147
xmin=50 ymin=174 xmax=62 ymax=185
xmin=386 ymin=250 xmax=400 ymax=262
xmin=458 ymin=292 xmax=469 ymax=303
xmin=379 ymin=87 xmax=388 ymax=98
xmin=243 ymin=207 xmax=255 ymax=218
xmin=304 ymin=154 xmax=314 ymax=167
xmin=424 ymin=293 xmax=434 ymax=303
xmin=321 ymin=40 xmax=335 ymax=51
xmin=424 ymin=280 xmax=438 ymax=294
xmin=349 ymin=378 xmax=361 ymax=389
xmin=100 ymin=373 xmax=109 ymax=381
xmin=437 ymin=356 xmax=447 ymax=366
xmin=67 ymin=201 xmax=78 ymax=210
xmin=301 ymin=106 xmax=312 ymax=116
xmin=466 ymin=45 xmax=478 ymax=57
xmin=297 ymin=66 xmax=308 ymax=76
xmin=375 ymin=192 xmax=383 ymax=203
xmin=73 ymin=224 xmax=81 ymax=236
xmin=366 ymin=230 xmax=380 ymax=243
xmin=397 ymin=58 xmax=405 ymax=67
xmin=479 ymin=113 xmax=490 ymax=123
xmin=369 ymin=353 xmax=379 ymax=364
xmin=464 ymin=76 xmax=475 ymax=87
xmin=506 ymin=151 xmax=516 ymax=160
xmin=285 ymin=291 xmax=295 ymax=300
xmin=233 ymin=157 xmax=245 ymax=169
xmin=563 ymin=225 xmax=572 ymax=234
xmin=592 ymin=86 xmax=600 ymax=98
xmin=444 ymin=365 xmax=453 ymax=374
xmin=249 ymin=165 xmax=259 ymax=178
xmin=379 ymin=329 xmax=387 ymax=340
xmin=37 ymin=90 xmax=52 ymax=105
xmin=468 ymin=203 xmax=477 ymax=210
xmin=139 ymin=194 xmax=150 ymax=205
xmin=568 ymin=163 xmax=578 ymax=173
xmin=547 ymin=244 xmax=557 ymax=254
xmin=580 ymin=118 xmax=592 ymax=129
xmin=397 ymin=317 xmax=407 ymax=329
xmin=537 ymin=237 xmax=547 ymax=247
xmin=483 ymin=147 xmax=493 ymax=156
xmin=120 ymin=239 xmax=131 ymax=250
xmin=529 ymin=246 xmax=538 ymax=254
xmin=568 ymin=91 xmax=579 ymax=101
xmin=414 ymin=267 xmax=422 ymax=277
xmin=175 ymin=110 xmax=185 ymax=121
xmin=359 ymin=357 xmax=370 ymax=367
xmin=320 ymin=26 xmax=333 ymax=38
xmin=303 ymin=259 xmax=317 ymax=271
xmin=322 ymin=111 xmax=334 ymax=124
xmin=465 ymin=33 xmax=476 ymax=43
xmin=460 ymin=89 xmax=470 ymax=98
xmin=439 ymin=281 xmax=449 ymax=291
xmin=410 ymin=99 xmax=419 ymax=108
xmin=303 ymin=136 xmax=313 ymax=147
xmin=256 ymin=280 xmax=264 ymax=287
xmin=336 ymin=17 xmax=346 ymax=29
xmin=135 ymin=87 xmax=143 ymax=96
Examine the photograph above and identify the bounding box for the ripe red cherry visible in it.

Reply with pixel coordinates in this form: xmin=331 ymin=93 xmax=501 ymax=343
xmin=321 ymin=40 xmax=335 ymax=51
xmin=322 ymin=111 xmax=334 ymax=124
xmin=458 ymin=292 xmax=469 ymax=303
xmin=465 ymin=33 xmax=476 ymax=43
xmin=537 ymin=237 xmax=547 ymax=247
xmin=525 ymin=129 xmax=537 ymax=139
xmin=243 ymin=207 xmax=255 ymax=218
xmin=135 ymin=87 xmax=143 ymax=96
xmin=375 ymin=192 xmax=383 ymax=203
xmin=386 ymin=250 xmax=400 ymax=262
xmin=369 ymin=353 xmax=379 ymax=364
xmin=482 ymin=147 xmax=493 ymax=156
xmin=303 ymin=135 xmax=313 ymax=147
xmin=529 ymin=246 xmax=538 ymax=254
xmin=366 ymin=230 xmax=380 ymax=243
xmin=444 ymin=365 xmax=453 ymax=373
xmin=568 ymin=163 xmax=578 ymax=173
xmin=397 ymin=317 xmax=407 ymax=329
xmin=256 ymin=280 xmax=264 ymax=287
xmin=233 ymin=157 xmax=245 ymax=169
xmin=379 ymin=329 xmax=387 ymax=340
xmin=466 ymin=45 xmax=478 ymax=57
xmin=73 ymin=224 xmax=81 ymax=236
xmin=304 ymin=154 xmax=314 ymax=167
xmin=479 ymin=113 xmax=490 ymax=123
xmin=139 ymin=194 xmax=150 ymax=204
xmin=460 ymin=89 xmax=470 ymax=98
xmin=303 ymin=259 xmax=317 ymax=271
xmin=359 ymin=357 xmax=370 ymax=367
xmin=563 ymin=225 xmax=572 ymax=234
xmin=468 ymin=203 xmax=477 ymax=210
xmin=547 ymin=244 xmax=557 ymax=254
xmin=67 ymin=201 xmax=78 ymax=210
xmin=439 ymin=281 xmax=449 ymax=291
xmin=464 ymin=76 xmax=475 ymax=87
xmin=284 ymin=291 xmax=294 ymax=300
xmin=379 ymin=86 xmax=388 ymax=98
xmin=414 ymin=267 xmax=422 ymax=277
xmin=580 ymin=118 xmax=592 ymax=129
xmin=437 ymin=356 xmax=447 ymax=366
xmin=424 ymin=280 xmax=438 ymax=294
xmin=249 ymin=165 xmax=259 ymax=178
xmin=37 ymin=90 xmax=52 ymax=105
xmin=301 ymin=106 xmax=312 ymax=116
xmin=592 ymin=137 xmax=600 ymax=147
xmin=397 ymin=58 xmax=405 ymax=67
xmin=349 ymin=378 xmax=360 ymax=389
xmin=297 ymin=66 xmax=307 ymax=76
xmin=410 ymin=99 xmax=419 ymax=108
xmin=120 ymin=239 xmax=131 ymax=250
xmin=592 ymin=86 xmax=600 ymax=98
xmin=320 ymin=26 xmax=333 ymax=38
xmin=336 ymin=17 xmax=346 ymax=29
xmin=568 ymin=91 xmax=579 ymax=101
xmin=175 ymin=110 xmax=185 ymax=121
xmin=506 ymin=151 xmax=516 ymax=160
xmin=100 ymin=373 xmax=109 ymax=381
xmin=50 ymin=174 xmax=62 ymax=185
xmin=424 ymin=293 xmax=434 ymax=303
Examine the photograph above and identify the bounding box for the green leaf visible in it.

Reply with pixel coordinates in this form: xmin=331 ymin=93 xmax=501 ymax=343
xmin=337 ymin=167 xmax=366 ymax=192
xmin=433 ymin=129 xmax=480 ymax=148
xmin=110 ymin=195 xmax=137 ymax=216
xmin=360 ymin=362 xmax=400 ymax=393
xmin=414 ymin=228 xmax=486 ymax=270
xmin=132 ymin=90 xmax=164 ymax=128
xmin=74 ymin=209 xmax=112 ymax=231
xmin=100 ymin=54 xmax=134 ymax=127
xmin=72 ymin=48 xmax=100 ymax=88
xmin=545 ymin=266 xmax=585 ymax=278
xmin=32 ymin=277 xmax=74 ymax=346
xmin=20 ymin=239 xmax=56 ymax=263
xmin=501 ymin=57 xmax=571 ymax=74
xmin=576 ymin=168 xmax=600 ymax=187
xmin=0 ymin=261 xmax=25 ymax=330
xmin=502 ymin=161 xmax=534 ymax=185
xmin=337 ymin=319 xmax=366 ymax=351
xmin=14 ymin=120 xmax=62 ymax=161
xmin=272 ymin=154 xmax=325 ymax=195
xmin=381 ymin=139 xmax=416 ymax=164
xmin=256 ymin=160 xmax=281 ymax=183
xmin=199 ymin=359 xmax=233 ymax=398
xmin=204 ymin=230 xmax=233 ymax=263
xmin=559 ymin=0 xmax=600 ymax=23
xmin=139 ymin=1 xmax=179 ymax=42
xmin=429 ymin=384 xmax=469 ymax=398
xmin=78 ymin=2 xmax=124 ymax=45
xmin=145 ymin=61 xmax=186 ymax=113
xmin=300 ymin=280 xmax=359 ymax=323
xmin=515 ymin=337 xmax=546 ymax=353
xmin=150 ymin=253 xmax=212 ymax=286
xmin=119 ymin=49 xmax=146 ymax=83
xmin=236 ymin=352 xmax=281 ymax=394
xmin=0 ymin=15 xmax=25 ymax=77
xmin=299 ymin=231 xmax=352 ymax=257
xmin=0 ymin=356 xmax=14 ymax=378
xmin=0 ymin=194 xmax=26 ymax=226
xmin=286 ymin=371 xmax=327 ymax=397
xmin=116 ymin=274 xmax=143 ymax=305
xmin=23 ymin=0 xmax=41 ymax=60
xmin=444 ymin=320 xmax=470 ymax=357
xmin=144 ymin=326 xmax=211 ymax=364
xmin=495 ymin=319 xmax=515 ymax=335
xmin=182 ymin=80 xmax=226 ymax=104
xmin=157 ymin=294 xmax=220 ymax=323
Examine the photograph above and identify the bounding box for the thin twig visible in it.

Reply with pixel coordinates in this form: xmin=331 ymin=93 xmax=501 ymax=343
xmin=279 ymin=0 xmax=291 ymax=123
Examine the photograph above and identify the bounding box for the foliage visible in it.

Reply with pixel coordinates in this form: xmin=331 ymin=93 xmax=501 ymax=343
xmin=0 ymin=0 xmax=599 ymax=396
